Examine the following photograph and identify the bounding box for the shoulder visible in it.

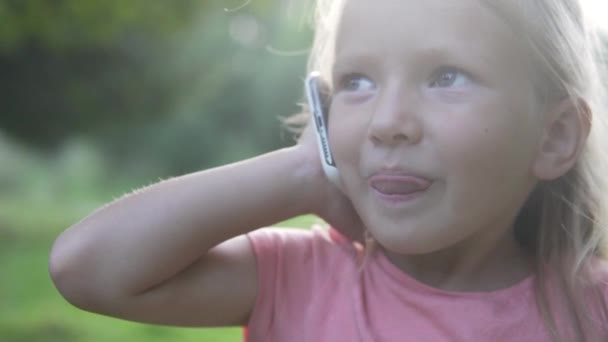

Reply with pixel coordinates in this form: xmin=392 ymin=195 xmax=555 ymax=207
xmin=585 ymin=257 xmax=608 ymax=337
xmin=246 ymin=224 xmax=360 ymax=264
xmin=246 ymin=225 xmax=363 ymax=299
xmin=576 ymin=257 xmax=608 ymax=330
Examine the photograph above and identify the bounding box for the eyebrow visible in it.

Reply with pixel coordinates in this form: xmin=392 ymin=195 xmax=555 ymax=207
xmin=332 ymin=55 xmax=376 ymax=75
xmin=332 ymin=44 xmax=495 ymax=77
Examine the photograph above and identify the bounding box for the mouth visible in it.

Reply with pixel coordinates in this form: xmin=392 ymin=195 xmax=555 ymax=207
xmin=368 ymin=171 xmax=433 ymax=205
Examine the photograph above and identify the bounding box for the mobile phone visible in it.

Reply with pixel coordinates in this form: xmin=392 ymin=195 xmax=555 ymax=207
xmin=305 ymin=71 xmax=341 ymax=186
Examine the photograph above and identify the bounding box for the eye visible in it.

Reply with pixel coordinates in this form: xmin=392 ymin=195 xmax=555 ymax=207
xmin=337 ymin=73 xmax=376 ymax=93
xmin=429 ymin=68 xmax=470 ymax=88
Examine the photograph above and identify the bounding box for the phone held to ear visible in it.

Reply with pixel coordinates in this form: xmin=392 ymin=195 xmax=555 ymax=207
xmin=305 ymin=71 xmax=341 ymax=187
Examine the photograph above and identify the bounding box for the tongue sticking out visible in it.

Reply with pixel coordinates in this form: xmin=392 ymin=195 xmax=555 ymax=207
xmin=370 ymin=178 xmax=431 ymax=195
xmin=373 ymin=182 xmax=423 ymax=195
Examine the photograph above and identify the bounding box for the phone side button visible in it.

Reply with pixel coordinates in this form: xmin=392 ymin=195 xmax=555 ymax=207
xmin=315 ymin=115 xmax=324 ymax=131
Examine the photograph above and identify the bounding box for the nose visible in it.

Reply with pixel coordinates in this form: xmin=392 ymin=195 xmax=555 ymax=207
xmin=368 ymin=83 xmax=423 ymax=146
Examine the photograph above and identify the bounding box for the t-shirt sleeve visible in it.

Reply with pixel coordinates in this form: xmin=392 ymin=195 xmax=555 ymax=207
xmin=245 ymin=225 xmax=356 ymax=337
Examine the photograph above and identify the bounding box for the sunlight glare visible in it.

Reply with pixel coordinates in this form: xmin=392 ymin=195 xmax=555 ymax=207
xmin=584 ymin=0 xmax=608 ymax=32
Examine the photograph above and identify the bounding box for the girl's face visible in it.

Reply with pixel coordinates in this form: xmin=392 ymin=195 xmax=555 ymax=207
xmin=329 ymin=0 xmax=544 ymax=255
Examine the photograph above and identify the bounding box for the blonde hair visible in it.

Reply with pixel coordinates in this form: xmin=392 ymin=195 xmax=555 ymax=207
xmin=296 ymin=0 xmax=608 ymax=340
xmin=483 ymin=1 xmax=608 ymax=340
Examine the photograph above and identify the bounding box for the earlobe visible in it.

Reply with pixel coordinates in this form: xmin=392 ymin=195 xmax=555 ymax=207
xmin=531 ymin=97 xmax=591 ymax=180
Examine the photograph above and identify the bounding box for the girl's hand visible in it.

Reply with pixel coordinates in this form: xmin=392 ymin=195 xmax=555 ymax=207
xmin=295 ymin=123 xmax=366 ymax=243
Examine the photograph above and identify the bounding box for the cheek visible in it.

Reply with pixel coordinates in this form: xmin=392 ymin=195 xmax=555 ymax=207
xmin=328 ymin=105 xmax=367 ymax=169
xmin=434 ymin=102 xmax=537 ymax=191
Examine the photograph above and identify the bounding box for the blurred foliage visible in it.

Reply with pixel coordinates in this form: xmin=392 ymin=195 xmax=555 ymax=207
xmin=0 ymin=0 xmax=312 ymax=176
xmin=1 ymin=0 xmax=202 ymax=147
xmin=0 ymin=1 xmax=203 ymax=50
xmin=0 ymin=2 xmax=317 ymax=341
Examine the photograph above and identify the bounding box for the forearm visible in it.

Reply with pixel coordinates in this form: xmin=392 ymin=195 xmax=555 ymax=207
xmin=50 ymin=146 xmax=310 ymax=296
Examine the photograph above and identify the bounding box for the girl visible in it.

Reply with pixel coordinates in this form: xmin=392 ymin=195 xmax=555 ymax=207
xmin=50 ymin=0 xmax=608 ymax=340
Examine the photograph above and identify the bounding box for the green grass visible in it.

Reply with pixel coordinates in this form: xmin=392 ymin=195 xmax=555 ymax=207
xmin=0 ymin=195 xmax=321 ymax=342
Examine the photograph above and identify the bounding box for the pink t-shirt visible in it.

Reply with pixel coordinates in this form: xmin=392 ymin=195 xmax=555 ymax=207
xmin=245 ymin=227 xmax=608 ymax=341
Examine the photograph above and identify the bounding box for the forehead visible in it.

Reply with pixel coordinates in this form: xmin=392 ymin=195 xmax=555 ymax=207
xmin=335 ymin=0 xmax=528 ymax=73
xmin=334 ymin=0 xmax=541 ymax=120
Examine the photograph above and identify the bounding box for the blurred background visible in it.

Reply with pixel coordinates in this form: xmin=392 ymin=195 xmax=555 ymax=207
xmin=0 ymin=1 xmax=314 ymax=341
xmin=4 ymin=1 xmax=608 ymax=342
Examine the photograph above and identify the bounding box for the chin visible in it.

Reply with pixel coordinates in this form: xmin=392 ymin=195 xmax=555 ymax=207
xmin=365 ymin=217 xmax=457 ymax=255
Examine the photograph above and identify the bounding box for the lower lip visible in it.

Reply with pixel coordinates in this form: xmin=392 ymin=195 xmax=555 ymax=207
xmin=371 ymin=187 xmax=429 ymax=206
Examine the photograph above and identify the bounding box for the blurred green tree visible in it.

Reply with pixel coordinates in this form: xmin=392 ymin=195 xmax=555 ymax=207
xmin=0 ymin=0 xmax=205 ymax=148
xmin=0 ymin=0 xmax=312 ymax=176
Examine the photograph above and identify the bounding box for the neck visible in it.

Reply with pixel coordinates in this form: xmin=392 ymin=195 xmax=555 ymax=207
xmin=381 ymin=226 xmax=533 ymax=292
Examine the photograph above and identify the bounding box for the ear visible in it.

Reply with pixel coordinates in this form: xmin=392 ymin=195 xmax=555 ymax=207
xmin=532 ymin=97 xmax=591 ymax=180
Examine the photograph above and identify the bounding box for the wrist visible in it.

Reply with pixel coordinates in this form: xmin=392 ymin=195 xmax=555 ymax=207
xmin=283 ymin=145 xmax=326 ymax=216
